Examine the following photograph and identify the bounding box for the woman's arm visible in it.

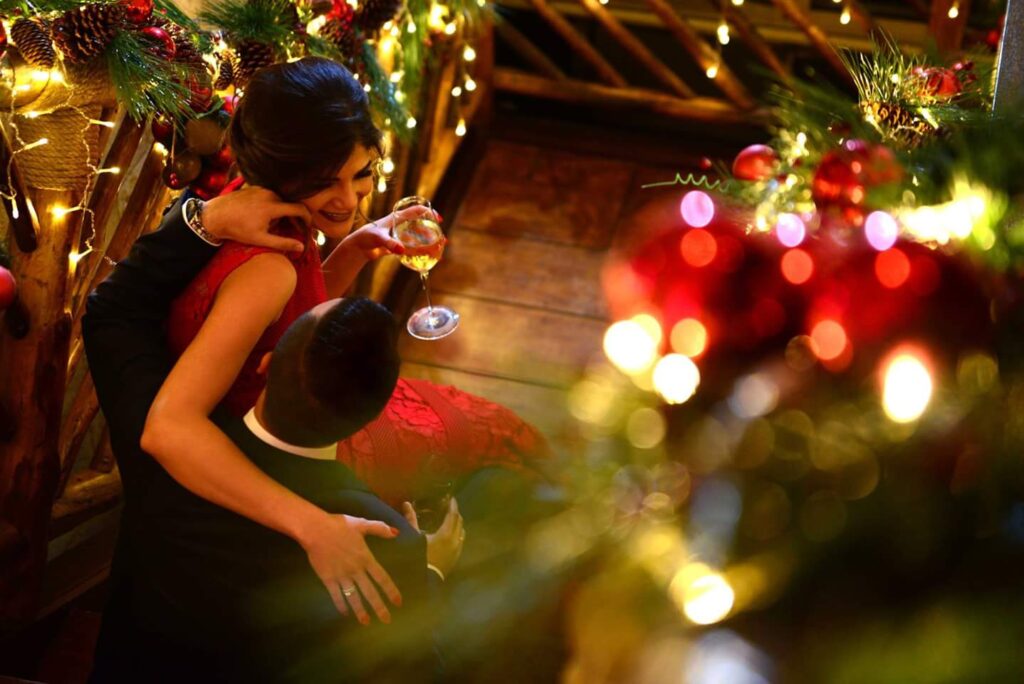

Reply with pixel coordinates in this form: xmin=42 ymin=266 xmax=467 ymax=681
xmin=141 ymin=254 xmax=401 ymax=623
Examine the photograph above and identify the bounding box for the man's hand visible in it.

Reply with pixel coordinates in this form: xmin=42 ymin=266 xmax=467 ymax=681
xmin=202 ymin=186 xmax=309 ymax=253
xmin=298 ymin=512 xmax=403 ymax=625
xmin=403 ymin=498 xmax=464 ymax=579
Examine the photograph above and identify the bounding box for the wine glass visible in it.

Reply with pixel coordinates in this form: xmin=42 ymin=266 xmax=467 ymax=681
xmin=391 ymin=196 xmax=459 ymax=340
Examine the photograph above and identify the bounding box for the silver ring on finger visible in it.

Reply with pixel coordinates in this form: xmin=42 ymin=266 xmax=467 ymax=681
xmin=342 ymin=586 xmax=357 ymax=597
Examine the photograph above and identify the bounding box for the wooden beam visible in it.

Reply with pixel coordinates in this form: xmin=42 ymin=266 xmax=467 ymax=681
xmin=494 ymin=17 xmax=568 ymax=81
xmin=0 ymin=134 xmax=41 ymax=254
xmin=712 ymin=2 xmax=792 ymax=83
xmin=845 ymin=0 xmax=880 ymax=39
xmin=525 ymin=0 xmax=628 ymax=87
xmin=0 ymin=188 xmax=81 ymax=622
xmin=56 ymin=373 xmax=99 ymax=499
xmin=770 ymin=0 xmax=854 ymax=84
xmin=494 ymin=68 xmax=764 ymax=125
xmin=930 ymin=0 xmax=971 ymax=54
xmin=577 ymin=0 xmax=695 ymax=97
xmin=643 ymin=0 xmax=755 ymax=108
xmin=905 ymin=0 xmax=931 ymax=18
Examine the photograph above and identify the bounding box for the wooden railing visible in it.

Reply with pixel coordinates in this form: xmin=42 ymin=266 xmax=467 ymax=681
xmin=0 ymin=25 xmax=490 ymax=623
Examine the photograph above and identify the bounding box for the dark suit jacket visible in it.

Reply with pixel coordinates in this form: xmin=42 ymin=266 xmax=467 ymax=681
xmin=82 ymin=198 xmax=435 ymax=683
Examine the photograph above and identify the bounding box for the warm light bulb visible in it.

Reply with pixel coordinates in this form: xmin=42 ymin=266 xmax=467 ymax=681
xmin=670 ymin=564 xmax=735 ymax=626
xmin=451 ymin=85 xmax=463 ymax=97
xmin=377 ymin=178 xmax=387 ymax=193
xmin=390 ymin=70 xmax=403 ymax=83
xmin=463 ymin=46 xmax=476 ymax=62
xmin=731 ymin=0 xmax=744 ymax=5
xmin=444 ymin=21 xmax=457 ymax=35
xmin=406 ymin=116 xmax=417 ymax=129
xmin=604 ymin=320 xmax=659 ymax=375
xmin=98 ymin=166 xmax=121 ymax=175
xmin=363 ymin=83 xmax=372 ymax=92
xmin=455 ymin=119 xmax=467 ymax=137
xmin=465 ymin=77 xmax=477 ymax=92
xmin=381 ymin=157 xmax=395 ymax=174
xmin=653 ymin=354 xmax=700 ymax=405
xmin=947 ymin=2 xmax=959 ymax=18
xmin=22 ymin=137 xmax=49 ymax=150
xmin=840 ymin=7 xmax=851 ymax=24
xmin=717 ymin=22 xmax=730 ymax=45
xmin=706 ymin=62 xmax=719 ymax=79
xmin=882 ymin=351 xmax=933 ymax=423
xmin=407 ymin=20 xmax=417 ymax=33
xmin=316 ymin=231 xmax=327 ymax=246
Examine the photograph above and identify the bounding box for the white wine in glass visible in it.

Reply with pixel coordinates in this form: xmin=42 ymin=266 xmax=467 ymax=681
xmin=392 ymin=196 xmax=459 ymax=340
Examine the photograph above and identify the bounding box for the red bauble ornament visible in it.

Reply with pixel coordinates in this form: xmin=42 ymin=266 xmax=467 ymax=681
xmin=329 ymin=0 xmax=355 ymax=21
xmin=732 ymin=144 xmax=778 ymax=181
xmin=221 ymin=94 xmax=239 ymax=115
xmin=0 ymin=21 xmax=8 ymax=60
xmin=699 ymin=156 xmax=713 ymax=171
xmin=915 ymin=67 xmax=962 ymax=100
xmin=187 ymin=78 xmax=214 ymax=113
xmin=140 ymin=26 xmax=176 ymax=60
xmin=151 ymin=117 xmax=174 ymax=145
xmin=0 ymin=266 xmax=17 ymax=310
xmin=121 ymin=0 xmax=154 ymax=24
xmin=193 ymin=168 xmax=228 ymax=196
xmin=208 ymin=145 xmax=234 ymax=170
xmin=811 ymin=140 xmax=902 ymax=230
xmin=162 ymin=164 xmax=188 ymax=190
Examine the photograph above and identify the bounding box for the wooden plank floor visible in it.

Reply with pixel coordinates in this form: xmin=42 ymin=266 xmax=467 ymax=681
xmin=398 ymin=126 xmax=691 ymax=451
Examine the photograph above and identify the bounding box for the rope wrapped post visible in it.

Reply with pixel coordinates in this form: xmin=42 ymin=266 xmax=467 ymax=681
xmin=0 ymin=62 xmax=114 ymax=622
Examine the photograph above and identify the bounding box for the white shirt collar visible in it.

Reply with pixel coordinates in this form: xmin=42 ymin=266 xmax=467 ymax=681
xmin=243 ymin=409 xmax=336 ymax=461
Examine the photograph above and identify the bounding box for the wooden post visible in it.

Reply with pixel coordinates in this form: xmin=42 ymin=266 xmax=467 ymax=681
xmin=929 ymin=0 xmax=971 ymax=55
xmin=993 ymin=0 xmax=1024 ymax=112
xmin=709 ymin=2 xmax=791 ymax=83
xmin=494 ymin=18 xmax=567 ymax=81
xmin=0 ymin=188 xmax=82 ymax=622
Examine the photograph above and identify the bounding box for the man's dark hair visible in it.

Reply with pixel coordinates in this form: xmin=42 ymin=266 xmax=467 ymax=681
xmin=262 ymin=297 xmax=400 ymax=447
xmin=229 ymin=57 xmax=383 ymax=201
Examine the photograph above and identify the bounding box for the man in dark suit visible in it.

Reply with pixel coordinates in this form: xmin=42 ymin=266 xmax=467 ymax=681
xmin=83 ymin=192 xmax=451 ymax=682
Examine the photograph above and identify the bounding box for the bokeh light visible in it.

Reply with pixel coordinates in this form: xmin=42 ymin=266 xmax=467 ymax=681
xmin=626 ymin=407 xmax=667 ymax=448
xmin=670 ymin=318 xmax=708 ymax=358
xmin=780 ymin=248 xmax=814 ymax=285
xmin=630 ymin=313 xmax=663 ymax=346
xmin=874 ymin=248 xmax=911 ymax=289
xmin=881 ymin=350 xmax=933 ymax=423
xmin=653 ymin=354 xmax=701 ymax=404
xmin=680 ymin=190 xmax=715 ymax=228
xmin=728 ymin=373 xmax=780 ymax=419
xmin=670 ymin=564 xmax=735 ymax=625
xmin=681 ymin=229 xmax=718 ymax=267
xmin=774 ymin=213 xmax=806 ymax=247
xmin=604 ymin=320 xmax=659 ymax=375
xmin=864 ymin=211 xmax=899 ymax=251
xmin=810 ymin=319 xmax=847 ymax=362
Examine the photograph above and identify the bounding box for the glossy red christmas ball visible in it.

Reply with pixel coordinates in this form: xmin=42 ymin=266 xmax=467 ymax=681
xmin=151 ymin=117 xmax=174 ymax=145
xmin=0 ymin=20 xmax=8 ymax=60
xmin=732 ymin=144 xmax=778 ymax=181
xmin=329 ymin=0 xmax=355 ymax=21
xmin=140 ymin=26 xmax=176 ymax=60
xmin=162 ymin=164 xmax=188 ymax=190
xmin=194 ymin=168 xmax=228 ymax=196
xmin=811 ymin=140 xmax=902 ymax=229
xmin=208 ymin=145 xmax=234 ymax=170
xmin=121 ymin=0 xmax=154 ymax=24
xmin=0 ymin=266 xmax=16 ymax=310
xmin=916 ymin=67 xmax=961 ymax=99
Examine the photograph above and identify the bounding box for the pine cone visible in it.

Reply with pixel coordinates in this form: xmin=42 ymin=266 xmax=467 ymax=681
xmin=10 ymin=18 xmax=55 ymax=69
xmin=355 ymin=0 xmax=401 ymax=34
xmin=215 ymin=52 xmax=236 ymax=90
xmin=52 ymin=4 xmax=124 ymax=64
xmin=170 ymin=25 xmax=205 ymax=69
xmin=235 ymin=40 xmax=276 ymax=88
xmin=320 ymin=17 xmax=362 ymax=61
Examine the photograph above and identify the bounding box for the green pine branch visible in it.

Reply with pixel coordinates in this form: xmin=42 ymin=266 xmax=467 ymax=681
xmin=106 ymin=30 xmax=191 ymax=122
xmin=199 ymin=0 xmax=295 ymax=46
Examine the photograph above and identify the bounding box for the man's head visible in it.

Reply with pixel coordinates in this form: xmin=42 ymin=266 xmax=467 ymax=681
xmin=261 ymin=297 xmax=400 ymax=447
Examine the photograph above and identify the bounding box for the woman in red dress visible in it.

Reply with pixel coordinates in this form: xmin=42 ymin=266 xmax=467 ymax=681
xmin=143 ymin=58 xmax=545 ymax=623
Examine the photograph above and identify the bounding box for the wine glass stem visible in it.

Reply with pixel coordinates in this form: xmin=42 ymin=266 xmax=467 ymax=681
xmin=420 ymin=272 xmax=435 ymax=318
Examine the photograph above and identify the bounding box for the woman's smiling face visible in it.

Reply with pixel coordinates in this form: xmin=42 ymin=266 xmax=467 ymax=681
xmin=300 ymin=144 xmax=376 ymax=238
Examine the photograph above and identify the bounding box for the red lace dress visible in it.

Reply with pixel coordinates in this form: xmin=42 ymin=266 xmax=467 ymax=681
xmin=166 ymin=189 xmax=549 ymax=506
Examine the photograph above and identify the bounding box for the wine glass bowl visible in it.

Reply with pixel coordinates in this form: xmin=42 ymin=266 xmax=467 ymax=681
xmin=391 ymin=196 xmax=459 ymax=340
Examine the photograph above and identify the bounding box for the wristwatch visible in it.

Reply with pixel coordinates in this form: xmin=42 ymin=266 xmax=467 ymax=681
xmin=182 ymin=197 xmax=223 ymax=247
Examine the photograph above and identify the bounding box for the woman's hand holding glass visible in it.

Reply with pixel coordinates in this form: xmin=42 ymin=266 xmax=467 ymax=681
xmin=402 ymin=498 xmax=465 ymax=579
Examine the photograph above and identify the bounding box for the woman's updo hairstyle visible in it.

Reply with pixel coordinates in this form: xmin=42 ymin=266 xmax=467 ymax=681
xmin=229 ymin=57 xmax=383 ymax=201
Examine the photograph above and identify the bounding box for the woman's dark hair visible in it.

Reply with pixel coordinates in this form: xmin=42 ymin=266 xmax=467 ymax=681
xmin=229 ymin=57 xmax=383 ymax=201
xmin=262 ymin=297 xmax=400 ymax=447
